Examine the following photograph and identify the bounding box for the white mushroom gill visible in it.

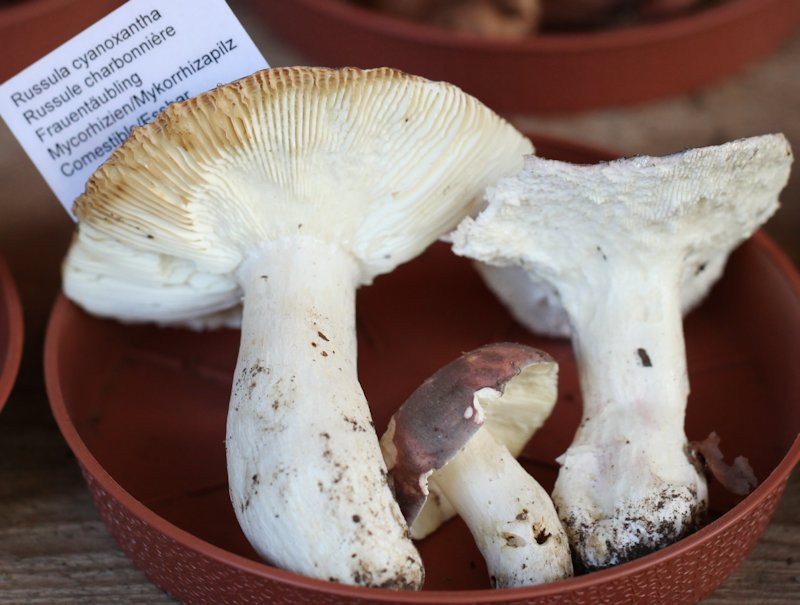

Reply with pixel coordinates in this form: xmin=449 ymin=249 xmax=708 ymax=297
xmin=62 ymin=67 xmax=532 ymax=587
xmin=450 ymin=134 xmax=793 ymax=570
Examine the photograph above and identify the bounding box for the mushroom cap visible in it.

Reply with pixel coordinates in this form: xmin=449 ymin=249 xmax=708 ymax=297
xmin=381 ymin=342 xmax=558 ymax=535
xmin=63 ymin=67 xmax=532 ymax=326
xmin=451 ymin=134 xmax=793 ymax=305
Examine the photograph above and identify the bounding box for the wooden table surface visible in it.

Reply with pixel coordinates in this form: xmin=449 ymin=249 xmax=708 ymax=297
xmin=1 ymin=2 xmax=798 ymax=603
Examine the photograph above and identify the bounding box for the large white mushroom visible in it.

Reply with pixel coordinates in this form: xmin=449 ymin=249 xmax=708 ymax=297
xmin=62 ymin=66 xmax=532 ymax=588
xmin=450 ymin=134 xmax=793 ymax=570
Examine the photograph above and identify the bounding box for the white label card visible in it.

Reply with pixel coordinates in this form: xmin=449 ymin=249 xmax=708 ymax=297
xmin=0 ymin=0 xmax=269 ymax=217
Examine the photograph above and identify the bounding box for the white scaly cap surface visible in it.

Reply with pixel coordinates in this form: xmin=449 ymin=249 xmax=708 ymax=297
xmin=458 ymin=134 xmax=791 ymax=337
xmin=452 ymin=134 xmax=791 ymax=308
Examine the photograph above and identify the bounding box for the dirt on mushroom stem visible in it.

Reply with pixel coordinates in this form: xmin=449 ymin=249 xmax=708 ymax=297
xmin=551 ymin=255 xmax=708 ymax=570
xmin=227 ymin=237 xmax=423 ymax=588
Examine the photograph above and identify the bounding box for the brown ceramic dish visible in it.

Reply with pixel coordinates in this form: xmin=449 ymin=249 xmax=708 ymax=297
xmin=44 ymin=134 xmax=800 ymax=604
xmin=247 ymin=0 xmax=800 ymax=113
xmin=0 ymin=255 xmax=23 ymax=413
xmin=0 ymin=0 xmax=124 ymax=82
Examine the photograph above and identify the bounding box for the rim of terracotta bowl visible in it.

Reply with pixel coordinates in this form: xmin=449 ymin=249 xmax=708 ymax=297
xmin=255 ymin=0 xmax=800 ymax=113
xmin=0 ymin=255 xmax=23 ymax=413
xmin=43 ymin=132 xmax=800 ymax=601
xmin=282 ymin=0 xmax=798 ymax=52
xmin=0 ymin=0 xmax=109 ymax=21
xmin=43 ymin=227 xmax=800 ymax=603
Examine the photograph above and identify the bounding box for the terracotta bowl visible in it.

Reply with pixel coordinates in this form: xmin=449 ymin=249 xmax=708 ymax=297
xmin=44 ymin=135 xmax=800 ymax=604
xmin=0 ymin=0 xmax=124 ymax=82
xmin=0 ymin=255 xmax=23 ymax=413
xmin=246 ymin=0 xmax=800 ymax=113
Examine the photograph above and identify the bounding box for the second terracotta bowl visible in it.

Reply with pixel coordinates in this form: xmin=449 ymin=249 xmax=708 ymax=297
xmin=246 ymin=0 xmax=800 ymax=113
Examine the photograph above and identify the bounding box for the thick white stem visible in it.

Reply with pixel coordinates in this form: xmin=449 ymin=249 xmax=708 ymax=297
xmin=552 ymin=263 xmax=708 ymax=570
xmin=226 ymin=238 xmax=422 ymax=589
xmin=431 ymin=428 xmax=572 ymax=587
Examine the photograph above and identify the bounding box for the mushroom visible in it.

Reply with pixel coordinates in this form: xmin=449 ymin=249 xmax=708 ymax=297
xmin=540 ymin=0 xmax=706 ymax=29
xmin=538 ymin=0 xmax=624 ymax=28
xmin=381 ymin=343 xmax=573 ymax=587
xmin=449 ymin=134 xmax=793 ymax=570
xmin=428 ymin=0 xmax=542 ymax=39
xmin=375 ymin=0 xmax=542 ymax=39
xmin=61 ymin=67 xmax=532 ymax=587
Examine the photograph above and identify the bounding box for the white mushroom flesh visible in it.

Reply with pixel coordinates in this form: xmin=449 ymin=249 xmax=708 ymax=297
xmin=469 ymin=235 xmax=731 ymax=340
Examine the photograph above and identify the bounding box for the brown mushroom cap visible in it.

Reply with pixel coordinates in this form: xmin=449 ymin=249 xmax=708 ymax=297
xmin=381 ymin=342 xmax=558 ymax=528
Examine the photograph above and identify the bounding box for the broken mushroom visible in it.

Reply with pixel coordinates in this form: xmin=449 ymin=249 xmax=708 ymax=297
xmin=62 ymin=67 xmax=532 ymax=588
xmin=381 ymin=343 xmax=573 ymax=587
xmin=450 ymin=134 xmax=793 ymax=570
xmin=691 ymin=431 xmax=757 ymax=497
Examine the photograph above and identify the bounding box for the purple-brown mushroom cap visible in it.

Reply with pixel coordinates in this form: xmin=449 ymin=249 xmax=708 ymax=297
xmin=381 ymin=342 xmax=558 ymax=530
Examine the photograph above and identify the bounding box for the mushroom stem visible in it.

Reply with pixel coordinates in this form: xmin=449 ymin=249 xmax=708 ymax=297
xmin=552 ymin=259 xmax=708 ymax=571
xmin=431 ymin=425 xmax=572 ymax=587
xmin=226 ymin=237 xmax=422 ymax=589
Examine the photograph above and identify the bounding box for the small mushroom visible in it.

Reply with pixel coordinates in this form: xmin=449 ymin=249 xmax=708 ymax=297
xmin=381 ymin=343 xmax=573 ymax=587
xmin=450 ymin=134 xmax=793 ymax=570
xmin=62 ymin=67 xmax=532 ymax=588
